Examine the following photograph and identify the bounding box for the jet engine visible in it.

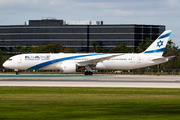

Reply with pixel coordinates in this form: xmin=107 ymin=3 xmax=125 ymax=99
xmin=59 ymin=62 xmax=77 ymax=73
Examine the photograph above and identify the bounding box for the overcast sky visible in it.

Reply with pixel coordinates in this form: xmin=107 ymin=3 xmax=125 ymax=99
xmin=0 ymin=0 xmax=180 ymax=46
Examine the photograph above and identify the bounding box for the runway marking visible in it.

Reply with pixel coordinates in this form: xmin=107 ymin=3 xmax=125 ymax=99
xmin=0 ymin=75 xmax=180 ymax=88
xmin=0 ymin=79 xmax=180 ymax=83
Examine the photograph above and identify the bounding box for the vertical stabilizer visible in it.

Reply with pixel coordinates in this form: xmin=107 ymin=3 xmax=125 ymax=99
xmin=143 ymin=30 xmax=172 ymax=56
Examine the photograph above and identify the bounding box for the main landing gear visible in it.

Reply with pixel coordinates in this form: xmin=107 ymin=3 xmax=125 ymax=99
xmin=84 ymin=71 xmax=93 ymax=75
xmin=84 ymin=65 xmax=93 ymax=75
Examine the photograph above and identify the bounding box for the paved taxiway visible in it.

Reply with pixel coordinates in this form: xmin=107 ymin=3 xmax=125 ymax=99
xmin=0 ymin=74 xmax=180 ymax=88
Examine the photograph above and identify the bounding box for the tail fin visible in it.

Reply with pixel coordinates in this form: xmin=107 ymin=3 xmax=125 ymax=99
xmin=143 ymin=30 xmax=172 ymax=56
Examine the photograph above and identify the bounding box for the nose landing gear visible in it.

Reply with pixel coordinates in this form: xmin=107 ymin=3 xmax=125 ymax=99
xmin=14 ymin=69 xmax=19 ymax=75
xmin=16 ymin=71 xmax=19 ymax=75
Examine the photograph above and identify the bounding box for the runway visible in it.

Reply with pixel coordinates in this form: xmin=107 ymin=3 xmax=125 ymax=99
xmin=0 ymin=74 xmax=180 ymax=88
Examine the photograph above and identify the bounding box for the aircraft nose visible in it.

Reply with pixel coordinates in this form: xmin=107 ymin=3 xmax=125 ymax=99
xmin=3 ymin=61 xmax=8 ymax=68
xmin=3 ymin=61 xmax=12 ymax=69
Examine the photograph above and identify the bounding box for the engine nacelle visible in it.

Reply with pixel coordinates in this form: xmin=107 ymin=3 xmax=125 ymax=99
xmin=59 ymin=62 xmax=77 ymax=73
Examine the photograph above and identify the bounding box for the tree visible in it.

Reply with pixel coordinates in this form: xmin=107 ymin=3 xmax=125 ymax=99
xmin=32 ymin=43 xmax=64 ymax=53
xmin=13 ymin=45 xmax=35 ymax=53
xmin=166 ymin=39 xmax=179 ymax=49
xmin=109 ymin=44 xmax=134 ymax=53
xmin=0 ymin=49 xmax=9 ymax=68
xmin=160 ymin=40 xmax=180 ymax=69
xmin=63 ymin=48 xmax=76 ymax=53
xmin=91 ymin=41 xmax=99 ymax=52
xmin=97 ymin=48 xmax=110 ymax=53
xmin=13 ymin=44 xmax=23 ymax=53
xmin=31 ymin=43 xmax=76 ymax=53
xmin=26 ymin=45 xmax=35 ymax=53
xmin=20 ymin=47 xmax=27 ymax=53
xmin=136 ymin=38 xmax=154 ymax=53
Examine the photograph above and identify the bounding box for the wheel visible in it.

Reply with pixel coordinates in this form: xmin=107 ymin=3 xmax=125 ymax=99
xmin=84 ymin=71 xmax=88 ymax=75
xmin=16 ymin=71 xmax=19 ymax=75
xmin=89 ymin=72 xmax=93 ymax=75
xmin=84 ymin=71 xmax=93 ymax=75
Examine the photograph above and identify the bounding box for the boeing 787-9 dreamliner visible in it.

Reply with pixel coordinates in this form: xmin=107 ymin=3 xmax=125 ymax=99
xmin=3 ymin=30 xmax=174 ymax=75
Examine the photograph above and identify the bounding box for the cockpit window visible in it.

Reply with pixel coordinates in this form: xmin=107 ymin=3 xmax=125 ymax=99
xmin=8 ymin=59 xmax=12 ymax=61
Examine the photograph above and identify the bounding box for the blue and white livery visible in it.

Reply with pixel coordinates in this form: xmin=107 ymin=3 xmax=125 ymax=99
xmin=3 ymin=30 xmax=173 ymax=75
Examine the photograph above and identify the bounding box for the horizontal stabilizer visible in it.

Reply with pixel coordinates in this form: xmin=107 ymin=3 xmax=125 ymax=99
xmin=151 ymin=56 xmax=175 ymax=61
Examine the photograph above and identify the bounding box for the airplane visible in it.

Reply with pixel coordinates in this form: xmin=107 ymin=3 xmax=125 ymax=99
xmin=3 ymin=30 xmax=174 ymax=75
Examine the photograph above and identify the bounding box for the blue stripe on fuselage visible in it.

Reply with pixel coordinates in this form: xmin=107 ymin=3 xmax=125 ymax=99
xmin=27 ymin=53 xmax=106 ymax=70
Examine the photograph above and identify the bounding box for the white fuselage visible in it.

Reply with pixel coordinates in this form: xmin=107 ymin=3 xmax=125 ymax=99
xmin=3 ymin=53 xmax=168 ymax=71
xmin=3 ymin=30 xmax=172 ymax=74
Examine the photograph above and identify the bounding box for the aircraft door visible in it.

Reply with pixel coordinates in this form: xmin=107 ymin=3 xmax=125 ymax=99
xmin=18 ymin=56 xmax=23 ymax=65
xmin=137 ymin=56 xmax=141 ymax=64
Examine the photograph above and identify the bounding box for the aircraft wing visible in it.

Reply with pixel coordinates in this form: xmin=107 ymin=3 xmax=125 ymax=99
xmin=151 ymin=56 xmax=176 ymax=61
xmin=77 ymin=54 xmax=123 ymax=66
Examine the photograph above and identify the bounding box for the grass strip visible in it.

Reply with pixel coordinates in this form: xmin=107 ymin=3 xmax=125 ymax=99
xmin=0 ymin=87 xmax=180 ymax=120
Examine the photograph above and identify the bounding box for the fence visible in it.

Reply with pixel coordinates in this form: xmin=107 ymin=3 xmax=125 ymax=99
xmin=0 ymin=68 xmax=180 ymax=75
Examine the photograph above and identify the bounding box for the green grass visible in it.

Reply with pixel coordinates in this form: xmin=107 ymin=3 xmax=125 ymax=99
xmin=0 ymin=87 xmax=180 ymax=120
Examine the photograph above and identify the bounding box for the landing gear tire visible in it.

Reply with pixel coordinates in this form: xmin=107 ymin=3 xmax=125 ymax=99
xmin=16 ymin=71 xmax=19 ymax=75
xmin=14 ymin=69 xmax=19 ymax=75
xmin=84 ymin=71 xmax=93 ymax=75
xmin=89 ymin=72 xmax=93 ymax=75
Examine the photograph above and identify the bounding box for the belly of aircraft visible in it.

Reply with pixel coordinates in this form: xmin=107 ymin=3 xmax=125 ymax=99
xmin=96 ymin=61 xmax=136 ymax=70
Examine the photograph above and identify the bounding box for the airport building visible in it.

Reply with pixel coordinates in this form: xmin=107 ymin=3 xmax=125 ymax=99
xmin=0 ymin=18 xmax=165 ymax=53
